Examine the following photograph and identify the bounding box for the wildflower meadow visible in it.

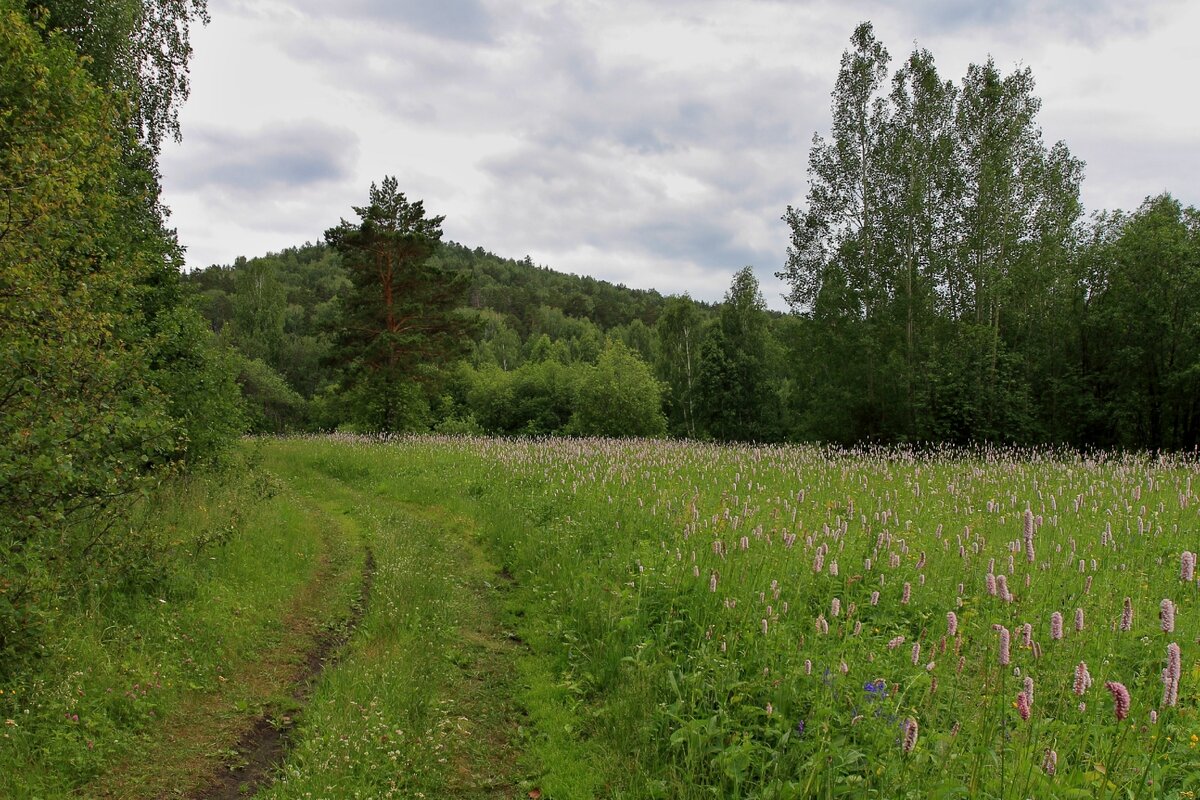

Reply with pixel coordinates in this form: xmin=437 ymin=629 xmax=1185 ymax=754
xmin=5 ymin=435 xmax=1198 ymax=799
xmin=412 ymin=435 xmax=1200 ymax=798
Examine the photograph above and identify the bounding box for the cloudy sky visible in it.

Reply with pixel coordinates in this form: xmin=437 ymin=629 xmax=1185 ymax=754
xmin=160 ymin=0 xmax=1200 ymax=309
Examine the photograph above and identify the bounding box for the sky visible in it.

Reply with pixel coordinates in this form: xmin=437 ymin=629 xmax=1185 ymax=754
xmin=159 ymin=0 xmax=1200 ymax=310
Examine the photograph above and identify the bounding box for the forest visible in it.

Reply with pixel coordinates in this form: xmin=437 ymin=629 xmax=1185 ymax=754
xmin=180 ymin=24 xmax=1200 ymax=451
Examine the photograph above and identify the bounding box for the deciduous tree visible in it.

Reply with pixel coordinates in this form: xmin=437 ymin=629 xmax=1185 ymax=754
xmin=571 ymin=340 xmax=667 ymax=438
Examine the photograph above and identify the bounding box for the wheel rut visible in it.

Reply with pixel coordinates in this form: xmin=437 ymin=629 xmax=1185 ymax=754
xmin=189 ymin=546 xmax=375 ymax=800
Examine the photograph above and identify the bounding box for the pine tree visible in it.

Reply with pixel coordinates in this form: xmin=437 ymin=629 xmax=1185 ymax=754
xmin=325 ymin=177 xmax=473 ymax=430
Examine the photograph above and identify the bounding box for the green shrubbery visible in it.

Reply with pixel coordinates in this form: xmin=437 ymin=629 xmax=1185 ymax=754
xmin=0 ymin=0 xmax=241 ymax=665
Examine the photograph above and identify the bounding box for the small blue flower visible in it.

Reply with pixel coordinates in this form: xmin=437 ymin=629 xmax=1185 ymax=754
xmin=794 ymin=719 xmax=806 ymax=737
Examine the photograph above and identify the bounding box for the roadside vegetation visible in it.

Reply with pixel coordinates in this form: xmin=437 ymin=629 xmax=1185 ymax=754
xmin=0 ymin=450 xmax=358 ymax=796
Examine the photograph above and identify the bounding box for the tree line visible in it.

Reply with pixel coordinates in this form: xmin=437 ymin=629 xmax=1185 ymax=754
xmin=185 ymin=22 xmax=1199 ymax=452
xmin=190 ymin=160 xmax=1198 ymax=454
xmin=779 ymin=23 xmax=1199 ymax=450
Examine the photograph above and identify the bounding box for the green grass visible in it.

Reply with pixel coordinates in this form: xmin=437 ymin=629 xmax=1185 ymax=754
xmin=8 ymin=435 xmax=1200 ymax=799
xmin=254 ymin=439 xmax=569 ymax=799
xmin=0 ymin=450 xmax=357 ymax=799
xmin=259 ymin=435 xmax=1200 ymax=800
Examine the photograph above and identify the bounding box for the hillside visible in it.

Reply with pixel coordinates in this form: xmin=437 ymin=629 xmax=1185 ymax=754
xmin=183 ymin=240 xmax=720 ymax=436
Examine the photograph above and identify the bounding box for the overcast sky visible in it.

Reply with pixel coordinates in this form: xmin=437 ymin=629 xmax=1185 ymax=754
xmin=160 ymin=0 xmax=1200 ymax=310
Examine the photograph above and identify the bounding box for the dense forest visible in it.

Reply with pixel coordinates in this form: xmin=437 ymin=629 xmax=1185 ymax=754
xmin=183 ymin=236 xmax=687 ymax=437
xmin=780 ymin=24 xmax=1199 ymax=450
xmin=1 ymin=0 xmax=241 ymax=662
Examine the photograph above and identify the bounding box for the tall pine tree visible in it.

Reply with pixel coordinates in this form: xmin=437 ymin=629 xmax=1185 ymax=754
xmin=325 ymin=177 xmax=473 ymax=430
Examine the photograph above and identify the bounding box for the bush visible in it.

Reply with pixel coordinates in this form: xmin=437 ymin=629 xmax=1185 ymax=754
xmin=571 ymin=340 xmax=667 ymax=437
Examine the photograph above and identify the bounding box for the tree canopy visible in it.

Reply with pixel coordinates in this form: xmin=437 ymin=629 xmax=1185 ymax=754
xmin=572 ymin=339 xmax=668 ymax=438
xmin=779 ymin=21 xmax=1092 ymax=444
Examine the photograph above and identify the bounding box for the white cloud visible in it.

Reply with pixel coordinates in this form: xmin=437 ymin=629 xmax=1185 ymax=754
xmin=161 ymin=0 xmax=1200 ymax=307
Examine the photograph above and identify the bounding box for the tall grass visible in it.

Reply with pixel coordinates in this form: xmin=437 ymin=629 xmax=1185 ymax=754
xmin=9 ymin=435 xmax=1198 ymax=799
xmin=301 ymin=435 xmax=1200 ymax=799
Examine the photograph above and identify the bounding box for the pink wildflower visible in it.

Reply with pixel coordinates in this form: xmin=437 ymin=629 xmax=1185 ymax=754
xmin=1121 ymin=597 xmax=1133 ymax=631
xmin=1164 ymin=642 xmax=1181 ymax=707
xmin=1023 ymin=509 xmax=1035 ymax=562
xmin=902 ymin=718 xmax=918 ymax=753
xmin=1160 ymin=598 xmax=1176 ymax=633
xmin=947 ymin=611 xmax=958 ymax=638
xmin=1016 ymin=691 xmax=1031 ymax=721
xmin=1074 ymin=661 xmax=1092 ymax=695
xmin=1104 ymin=681 xmax=1131 ymax=721
xmin=1050 ymin=611 xmax=1063 ymax=640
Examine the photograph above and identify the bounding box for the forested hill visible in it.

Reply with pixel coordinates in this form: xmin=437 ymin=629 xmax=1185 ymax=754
xmin=180 ymin=23 xmax=1200 ymax=452
xmin=439 ymin=242 xmax=676 ymax=328
xmin=186 ymin=240 xmax=679 ymax=341
xmin=183 ymin=240 xmax=720 ymax=437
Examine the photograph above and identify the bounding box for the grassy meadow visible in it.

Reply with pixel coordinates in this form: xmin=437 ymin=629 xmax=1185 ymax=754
xmin=281 ymin=436 xmax=1200 ymax=799
xmin=3 ymin=436 xmax=1199 ymax=799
